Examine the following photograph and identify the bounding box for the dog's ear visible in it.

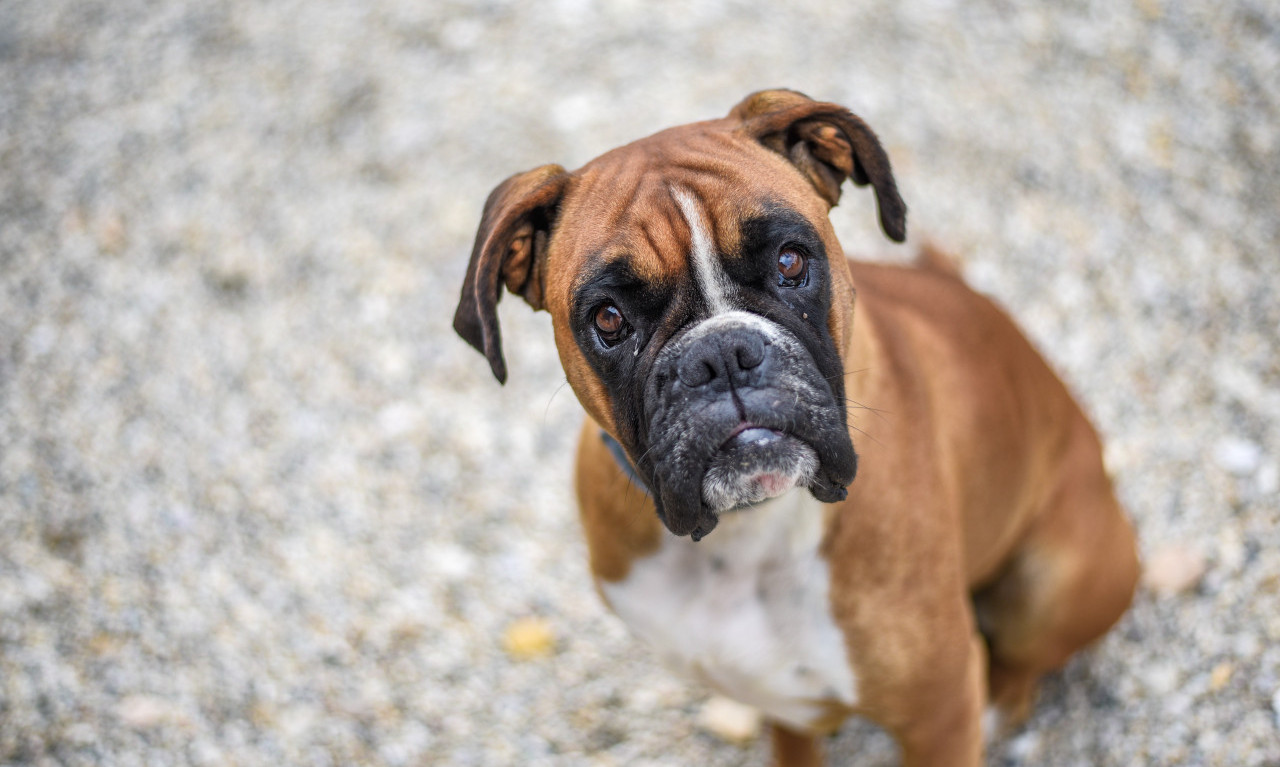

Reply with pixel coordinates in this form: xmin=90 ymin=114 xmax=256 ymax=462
xmin=730 ymin=89 xmax=906 ymax=243
xmin=453 ymin=164 xmax=570 ymax=383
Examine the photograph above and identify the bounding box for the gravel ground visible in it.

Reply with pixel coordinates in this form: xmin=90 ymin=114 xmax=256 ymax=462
xmin=2 ymin=2 xmax=1279 ymax=765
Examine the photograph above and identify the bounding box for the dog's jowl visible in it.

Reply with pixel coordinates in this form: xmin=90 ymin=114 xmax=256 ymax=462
xmin=454 ymin=89 xmax=1139 ymax=767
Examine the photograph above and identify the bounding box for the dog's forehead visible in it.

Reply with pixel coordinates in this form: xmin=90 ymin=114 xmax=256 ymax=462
xmin=552 ymin=120 xmax=815 ymax=282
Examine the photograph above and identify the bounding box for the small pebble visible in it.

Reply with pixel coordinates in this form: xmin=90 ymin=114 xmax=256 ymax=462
xmin=502 ymin=617 xmax=556 ymax=660
xmin=1142 ymin=545 xmax=1207 ymax=596
xmin=1208 ymin=663 xmax=1233 ymax=692
xmin=1257 ymin=462 xmax=1279 ymax=495
xmin=1142 ymin=663 xmax=1181 ymax=696
xmin=1006 ymin=729 xmax=1041 ymax=762
xmin=116 ymin=695 xmax=171 ymax=729
xmin=696 ymin=696 xmax=761 ymax=744
xmin=1212 ymin=437 xmax=1262 ymax=476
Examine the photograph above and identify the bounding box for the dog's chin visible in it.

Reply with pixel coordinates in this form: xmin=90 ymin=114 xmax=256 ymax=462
xmin=700 ymin=428 xmax=820 ymax=513
xmin=649 ymin=421 xmax=854 ymax=542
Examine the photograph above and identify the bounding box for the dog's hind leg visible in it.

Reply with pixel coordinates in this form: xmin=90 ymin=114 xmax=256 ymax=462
xmin=972 ymin=413 xmax=1139 ymax=726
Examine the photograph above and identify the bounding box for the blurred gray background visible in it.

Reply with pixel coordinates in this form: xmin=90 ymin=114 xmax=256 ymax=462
xmin=2 ymin=1 xmax=1278 ymax=765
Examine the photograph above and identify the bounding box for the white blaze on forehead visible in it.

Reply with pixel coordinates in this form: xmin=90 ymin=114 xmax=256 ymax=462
xmin=671 ymin=186 xmax=731 ymax=315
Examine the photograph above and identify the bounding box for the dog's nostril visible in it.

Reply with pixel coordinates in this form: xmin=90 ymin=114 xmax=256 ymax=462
xmin=736 ymin=336 xmax=765 ymax=370
xmin=677 ymin=355 xmax=716 ymax=387
xmin=676 ymin=333 xmax=767 ymax=388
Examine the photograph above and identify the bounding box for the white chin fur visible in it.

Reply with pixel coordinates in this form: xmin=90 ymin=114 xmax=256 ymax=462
xmin=701 ymin=446 xmax=819 ymax=513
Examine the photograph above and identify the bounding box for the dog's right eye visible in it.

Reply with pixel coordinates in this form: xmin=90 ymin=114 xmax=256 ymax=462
xmin=777 ymin=247 xmax=808 ymax=287
xmin=593 ymin=303 xmax=632 ymax=346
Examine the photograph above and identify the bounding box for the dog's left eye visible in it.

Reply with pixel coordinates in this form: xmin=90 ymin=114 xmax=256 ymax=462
xmin=593 ymin=303 xmax=633 ymax=347
xmin=777 ymin=247 xmax=808 ymax=287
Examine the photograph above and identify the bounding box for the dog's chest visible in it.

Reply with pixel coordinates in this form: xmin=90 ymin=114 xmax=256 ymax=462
xmin=601 ymin=491 xmax=857 ymax=730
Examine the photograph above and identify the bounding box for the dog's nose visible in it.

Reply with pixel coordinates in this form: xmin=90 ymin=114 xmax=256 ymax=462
xmin=676 ymin=332 xmax=766 ymax=388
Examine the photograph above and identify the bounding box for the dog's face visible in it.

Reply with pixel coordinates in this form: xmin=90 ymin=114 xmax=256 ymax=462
xmin=550 ymin=145 xmax=861 ymax=541
xmin=455 ymin=90 xmax=906 ymax=540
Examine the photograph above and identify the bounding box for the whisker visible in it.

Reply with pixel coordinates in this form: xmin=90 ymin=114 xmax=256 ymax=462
xmin=827 ymin=367 xmax=872 ymax=380
xmin=542 ymin=378 xmax=574 ymax=428
xmin=838 ymin=397 xmax=892 ymax=422
xmin=847 ymin=423 xmax=884 ymax=448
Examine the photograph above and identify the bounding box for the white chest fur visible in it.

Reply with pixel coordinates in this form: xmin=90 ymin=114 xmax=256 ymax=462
xmin=601 ymin=490 xmax=858 ymax=731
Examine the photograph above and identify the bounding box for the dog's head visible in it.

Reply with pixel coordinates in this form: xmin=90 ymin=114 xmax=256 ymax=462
xmin=454 ymin=90 xmax=906 ymax=540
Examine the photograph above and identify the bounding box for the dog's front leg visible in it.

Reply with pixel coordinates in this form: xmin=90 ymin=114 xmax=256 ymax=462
xmin=770 ymin=722 xmax=824 ymax=767
xmin=889 ymin=633 xmax=986 ymax=767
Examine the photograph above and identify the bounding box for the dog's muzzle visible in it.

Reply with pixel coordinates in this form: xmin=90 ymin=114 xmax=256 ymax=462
xmin=639 ymin=312 xmax=856 ymax=540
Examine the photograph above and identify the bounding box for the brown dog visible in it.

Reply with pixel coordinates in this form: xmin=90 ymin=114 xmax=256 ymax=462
xmin=453 ymin=90 xmax=1138 ymax=766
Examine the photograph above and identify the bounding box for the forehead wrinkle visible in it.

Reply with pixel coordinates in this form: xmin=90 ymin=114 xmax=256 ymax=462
xmin=633 ymin=213 xmax=675 ymax=280
xmin=561 ymin=163 xmax=671 ymax=283
xmin=611 ymin=178 xmax=691 ymax=282
xmin=705 ymin=194 xmax=750 ymax=263
xmin=657 ymin=156 xmax=756 ymax=263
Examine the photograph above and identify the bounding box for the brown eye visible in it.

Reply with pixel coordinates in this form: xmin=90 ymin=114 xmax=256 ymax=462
xmin=593 ymin=303 xmax=629 ymax=345
xmin=778 ymin=248 xmax=807 ymax=284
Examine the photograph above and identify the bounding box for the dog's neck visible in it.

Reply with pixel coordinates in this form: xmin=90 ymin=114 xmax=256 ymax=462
xmin=600 ymin=430 xmax=649 ymax=496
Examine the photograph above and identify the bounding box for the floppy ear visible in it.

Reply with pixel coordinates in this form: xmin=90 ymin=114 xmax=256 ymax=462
xmin=453 ymin=164 xmax=570 ymax=383
xmin=729 ymin=89 xmax=907 ymax=242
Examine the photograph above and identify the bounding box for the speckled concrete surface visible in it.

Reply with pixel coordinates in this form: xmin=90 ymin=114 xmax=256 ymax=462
xmin=2 ymin=1 xmax=1278 ymax=765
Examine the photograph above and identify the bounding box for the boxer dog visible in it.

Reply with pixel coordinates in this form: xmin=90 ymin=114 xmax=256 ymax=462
xmin=453 ymin=90 xmax=1138 ymax=766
